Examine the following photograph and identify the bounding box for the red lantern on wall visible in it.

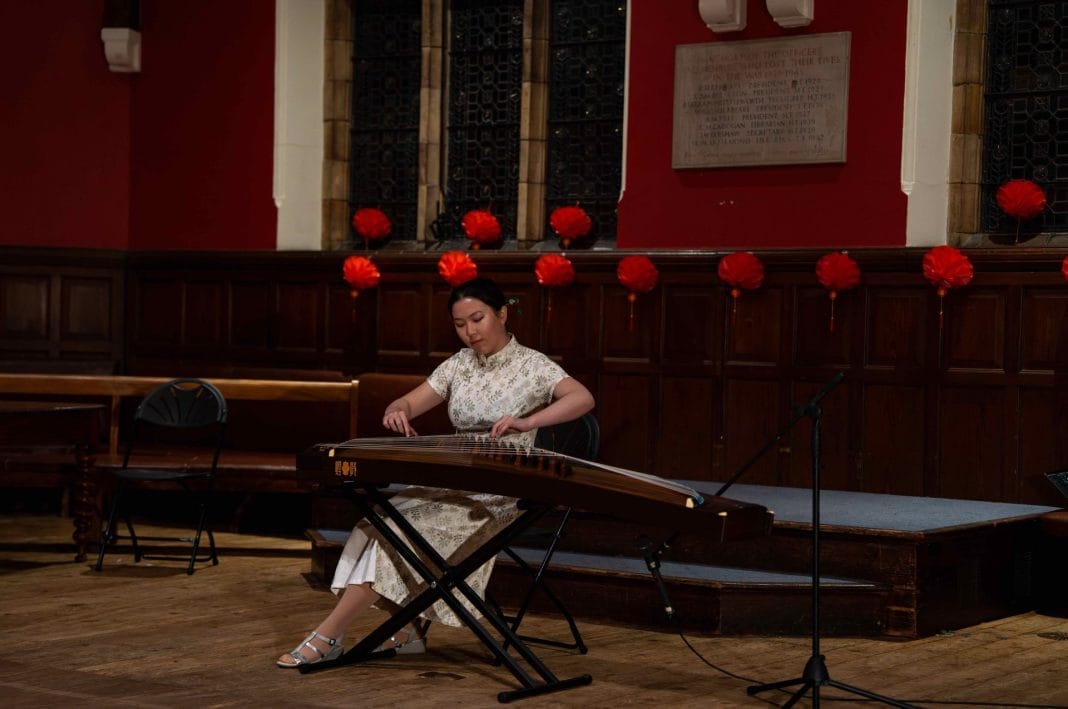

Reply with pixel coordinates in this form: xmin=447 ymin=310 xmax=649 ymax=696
xmin=461 ymin=209 xmax=502 ymax=249
xmin=342 ymin=255 xmax=381 ymax=323
xmin=617 ymin=255 xmax=658 ymax=332
xmin=922 ymin=245 xmax=973 ymax=331
xmin=534 ymin=253 xmax=575 ymax=324
xmin=815 ymin=251 xmax=861 ymax=332
xmin=717 ymin=252 xmax=764 ymax=326
xmin=437 ymin=251 xmax=478 ymax=287
xmin=1061 ymin=255 xmax=1068 ymax=283
xmin=996 ymin=179 xmax=1046 ymax=243
xmin=342 ymin=255 xmax=380 ymax=295
xmin=351 ymin=208 xmax=392 ymax=248
xmin=549 ymin=206 xmax=592 ymax=249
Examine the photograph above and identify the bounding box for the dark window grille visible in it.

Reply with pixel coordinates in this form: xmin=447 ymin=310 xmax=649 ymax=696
xmin=982 ymin=0 xmax=1068 ymax=235
xmin=547 ymin=0 xmax=626 ymax=245
xmin=349 ymin=0 xmax=422 ymax=244
xmin=444 ymin=0 xmax=523 ymax=241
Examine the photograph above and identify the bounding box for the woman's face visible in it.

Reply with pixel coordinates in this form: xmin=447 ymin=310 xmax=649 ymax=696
xmin=451 ymin=296 xmax=508 ymax=355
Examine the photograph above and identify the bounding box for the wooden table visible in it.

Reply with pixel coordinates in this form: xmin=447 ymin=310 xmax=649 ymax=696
xmin=0 ymin=400 xmax=105 ymax=561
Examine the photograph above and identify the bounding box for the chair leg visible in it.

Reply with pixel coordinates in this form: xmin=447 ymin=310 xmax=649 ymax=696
xmin=125 ymin=516 xmax=141 ymax=562
xmin=187 ymin=492 xmax=218 ymax=575
xmin=94 ymin=485 xmax=123 ymax=571
xmin=188 ymin=503 xmax=208 ymax=575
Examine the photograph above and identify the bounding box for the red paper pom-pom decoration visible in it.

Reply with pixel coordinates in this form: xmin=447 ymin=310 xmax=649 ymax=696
xmin=342 ymin=255 xmax=381 ymax=295
xmin=815 ymin=252 xmax=860 ymax=333
xmin=534 ymin=253 xmax=575 ymax=288
xmin=617 ymin=255 xmax=659 ymax=294
xmin=351 ymin=208 xmax=392 ymax=244
xmin=996 ymin=179 xmax=1046 ymax=220
xmin=923 ymin=245 xmax=973 ymax=331
xmin=461 ymin=209 xmax=502 ymax=248
xmin=718 ymin=252 xmax=765 ymax=293
xmin=922 ymin=246 xmax=973 ymax=295
xmin=816 ymin=252 xmax=861 ymax=294
xmin=437 ymin=251 xmax=478 ymax=288
xmin=617 ymin=255 xmax=659 ymax=333
xmin=718 ymin=252 xmax=764 ymax=329
xmin=549 ymin=206 xmax=592 ymax=248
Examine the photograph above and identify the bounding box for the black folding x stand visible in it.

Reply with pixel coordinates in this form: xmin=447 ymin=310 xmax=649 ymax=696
xmin=299 ymin=481 xmax=592 ymax=703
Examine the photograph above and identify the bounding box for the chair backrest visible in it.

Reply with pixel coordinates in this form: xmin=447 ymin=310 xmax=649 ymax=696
xmin=1047 ymin=470 xmax=1068 ymax=499
xmin=534 ymin=412 xmax=599 ymax=462
xmin=135 ymin=378 xmax=228 ymax=428
xmin=126 ymin=378 xmax=228 ymax=470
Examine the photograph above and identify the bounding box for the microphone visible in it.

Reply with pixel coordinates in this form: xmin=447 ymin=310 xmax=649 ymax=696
xmin=639 ymin=535 xmax=676 ymax=623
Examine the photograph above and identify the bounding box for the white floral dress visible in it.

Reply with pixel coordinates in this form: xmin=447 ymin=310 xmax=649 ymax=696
xmin=331 ymin=336 xmax=568 ymax=627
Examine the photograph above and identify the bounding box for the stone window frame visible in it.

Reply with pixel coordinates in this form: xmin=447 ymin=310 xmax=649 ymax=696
xmin=322 ymin=0 xmax=565 ymax=251
xmin=950 ymin=0 xmax=1067 ymax=247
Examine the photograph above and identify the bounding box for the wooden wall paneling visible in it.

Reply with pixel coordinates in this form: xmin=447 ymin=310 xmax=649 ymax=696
xmin=657 ymin=375 xmax=717 ymax=481
xmin=131 ymin=277 xmax=182 ymax=349
xmin=661 ymin=284 xmax=718 ymax=367
xmin=1019 ymin=287 xmax=1068 ymax=372
xmin=938 ymin=385 xmax=1009 ymax=501
xmin=274 ymin=280 xmax=322 ymax=356
xmin=794 ymin=285 xmax=852 ymax=368
xmin=377 ymin=282 xmax=427 ymax=370
xmin=724 ymin=287 xmax=781 ymax=366
xmin=721 ymin=377 xmax=781 ymax=486
xmin=537 ymin=283 xmax=593 ymax=364
xmin=863 ymin=285 xmax=928 ymax=374
xmin=495 ymin=282 xmax=539 ymax=355
xmin=1018 ymin=386 xmax=1060 ymax=504
xmin=944 ymin=288 xmax=1006 ymax=372
xmin=228 ymin=280 xmax=271 ymax=351
xmin=429 ymin=281 xmax=460 ymax=363
xmin=602 ymin=283 xmax=654 ymax=363
xmin=59 ymin=276 xmax=113 ymax=345
xmin=597 ymin=372 xmax=654 ymax=473
xmin=8 ymin=246 xmax=1068 ymax=507
xmin=0 ymin=275 xmax=50 ymax=355
xmin=858 ymin=383 xmax=926 ymax=495
xmin=182 ymin=280 xmax=224 ymax=350
xmin=329 ymin=282 xmax=375 ymax=373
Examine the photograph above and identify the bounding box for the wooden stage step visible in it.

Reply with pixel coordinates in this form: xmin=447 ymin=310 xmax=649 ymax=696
xmin=307 ymin=484 xmax=1063 ymax=639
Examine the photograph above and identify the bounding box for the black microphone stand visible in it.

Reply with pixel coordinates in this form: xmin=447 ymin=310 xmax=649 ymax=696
xmin=739 ymin=373 xmax=914 ymax=709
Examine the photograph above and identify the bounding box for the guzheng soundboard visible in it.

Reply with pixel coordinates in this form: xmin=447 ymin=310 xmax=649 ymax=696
xmin=296 ymin=435 xmax=772 ymax=541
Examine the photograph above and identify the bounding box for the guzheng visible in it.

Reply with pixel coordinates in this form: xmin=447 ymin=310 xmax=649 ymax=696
xmin=296 ymin=434 xmax=772 ymax=541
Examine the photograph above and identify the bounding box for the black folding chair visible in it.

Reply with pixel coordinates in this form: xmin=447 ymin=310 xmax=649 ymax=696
xmin=94 ymin=378 xmax=228 ymax=575
xmin=494 ymin=412 xmax=600 ymax=654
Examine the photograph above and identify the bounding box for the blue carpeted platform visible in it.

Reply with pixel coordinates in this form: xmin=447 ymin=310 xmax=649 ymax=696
xmin=680 ymin=480 xmax=1060 ymax=534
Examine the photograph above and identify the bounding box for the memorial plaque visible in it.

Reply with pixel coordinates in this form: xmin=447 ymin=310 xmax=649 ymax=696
xmin=672 ymin=32 xmax=851 ymax=169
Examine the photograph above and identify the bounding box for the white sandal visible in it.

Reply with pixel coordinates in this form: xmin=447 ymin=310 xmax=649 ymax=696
xmin=277 ymin=630 xmax=343 ymax=668
xmin=378 ymin=620 xmax=429 ymax=655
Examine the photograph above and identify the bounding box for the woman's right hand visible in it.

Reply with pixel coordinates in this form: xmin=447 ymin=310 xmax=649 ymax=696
xmin=383 ymin=409 xmax=418 ymax=437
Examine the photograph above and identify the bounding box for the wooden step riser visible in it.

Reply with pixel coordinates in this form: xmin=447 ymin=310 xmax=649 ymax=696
xmin=485 ymin=564 xmax=893 ymax=637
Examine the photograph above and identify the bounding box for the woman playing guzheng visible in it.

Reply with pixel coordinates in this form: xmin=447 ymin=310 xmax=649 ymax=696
xmin=277 ymin=277 xmax=595 ymax=667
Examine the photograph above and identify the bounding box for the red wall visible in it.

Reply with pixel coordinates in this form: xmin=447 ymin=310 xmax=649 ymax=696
xmin=0 ymin=0 xmax=131 ymax=249
xmin=130 ymin=0 xmax=276 ymax=250
xmin=1 ymin=1 xmax=907 ymax=252
xmin=618 ymin=1 xmax=909 ymax=249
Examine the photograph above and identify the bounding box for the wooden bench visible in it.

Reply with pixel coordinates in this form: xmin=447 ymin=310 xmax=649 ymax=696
xmin=0 ymin=373 xmax=359 ymax=560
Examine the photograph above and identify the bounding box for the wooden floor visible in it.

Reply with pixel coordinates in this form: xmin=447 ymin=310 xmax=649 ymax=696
xmin=2 ymin=515 xmax=1067 ymax=708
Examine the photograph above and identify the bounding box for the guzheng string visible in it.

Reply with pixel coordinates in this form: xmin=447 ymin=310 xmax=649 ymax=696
xmin=331 ymin=434 xmax=705 ymax=506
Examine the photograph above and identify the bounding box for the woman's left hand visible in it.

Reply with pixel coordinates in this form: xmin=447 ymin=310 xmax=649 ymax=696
xmin=489 ymin=415 xmax=533 ymax=439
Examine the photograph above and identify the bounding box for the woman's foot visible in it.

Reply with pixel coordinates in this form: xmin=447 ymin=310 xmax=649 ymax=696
xmin=276 ymin=630 xmax=343 ymax=668
xmin=377 ymin=619 xmax=430 ymax=655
